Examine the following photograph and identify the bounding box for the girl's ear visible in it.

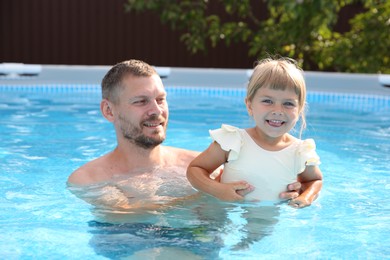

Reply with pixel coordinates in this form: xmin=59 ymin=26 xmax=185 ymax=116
xmin=101 ymin=99 xmax=115 ymax=122
xmin=245 ymin=98 xmax=253 ymax=116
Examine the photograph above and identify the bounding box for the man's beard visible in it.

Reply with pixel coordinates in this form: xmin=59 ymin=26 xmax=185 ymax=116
xmin=119 ymin=114 xmax=166 ymax=149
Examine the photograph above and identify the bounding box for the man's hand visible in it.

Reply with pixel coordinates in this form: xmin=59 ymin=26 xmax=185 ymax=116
xmin=211 ymin=168 xmax=255 ymax=200
xmin=279 ymin=181 xmax=301 ymax=200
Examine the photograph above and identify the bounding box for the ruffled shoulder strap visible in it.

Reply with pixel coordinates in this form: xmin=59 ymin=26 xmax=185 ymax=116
xmin=296 ymin=138 xmax=321 ymax=173
xmin=209 ymin=124 xmax=242 ymax=161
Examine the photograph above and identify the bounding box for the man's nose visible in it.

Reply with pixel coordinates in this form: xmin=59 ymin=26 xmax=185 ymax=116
xmin=147 ymin=100 xmax=163 ymax=116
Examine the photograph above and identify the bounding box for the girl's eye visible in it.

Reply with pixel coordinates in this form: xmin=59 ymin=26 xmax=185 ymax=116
xmin=261 ymin=99 xmax=273 ymax=104
xmin=284 ymin=102 xmax=296 ymax=108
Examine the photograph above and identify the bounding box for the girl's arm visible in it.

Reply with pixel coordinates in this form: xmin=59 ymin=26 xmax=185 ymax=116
xmin=187 ymin=141 xmax=253 ymax=201
xmin=289 ymin=165 xmax=323 ymax=208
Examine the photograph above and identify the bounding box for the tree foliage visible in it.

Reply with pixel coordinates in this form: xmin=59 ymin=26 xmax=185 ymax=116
xmin=125 ymin=0 xmax=390 ymax=73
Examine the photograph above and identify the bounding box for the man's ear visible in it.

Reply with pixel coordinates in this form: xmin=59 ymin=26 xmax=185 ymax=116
xmin=101 ymin=99 xmax=115 ymax=122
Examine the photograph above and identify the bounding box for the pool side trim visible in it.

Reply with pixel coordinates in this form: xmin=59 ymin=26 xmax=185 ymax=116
xmin=1 ymin=84 xmax=389 ymax=105
xmin=0 ymin=65 xmax=389 ymax=96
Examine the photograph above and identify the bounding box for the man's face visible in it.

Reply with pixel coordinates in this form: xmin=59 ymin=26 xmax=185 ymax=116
xmin=114 ymin=74 xmax=168 ymax=149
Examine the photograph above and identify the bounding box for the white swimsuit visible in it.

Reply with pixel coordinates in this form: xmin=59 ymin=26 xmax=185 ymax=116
xmin=210 ymin=124 xmax=321 ymax=201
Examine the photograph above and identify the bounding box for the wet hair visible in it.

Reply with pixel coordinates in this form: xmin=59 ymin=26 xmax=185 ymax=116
xmin=247 ymin=57 xmax=307 ymax=132
xmin=101 ymin=59 xmax=158 ymax=104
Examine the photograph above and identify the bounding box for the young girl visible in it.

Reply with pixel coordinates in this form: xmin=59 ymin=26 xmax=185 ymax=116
xmin=187 ymin=57 xmax=323 ymax=208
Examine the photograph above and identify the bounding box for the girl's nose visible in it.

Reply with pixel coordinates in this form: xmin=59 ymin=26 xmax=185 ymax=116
xmin=272 ymin=103 xmax=284 ymax=116
xmin=272 ymin=111 xmax=283 ymax=116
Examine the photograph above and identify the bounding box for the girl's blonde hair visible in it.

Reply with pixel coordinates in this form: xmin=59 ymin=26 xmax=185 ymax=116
xmin=247 ymin=57 xmax=307 ymax=134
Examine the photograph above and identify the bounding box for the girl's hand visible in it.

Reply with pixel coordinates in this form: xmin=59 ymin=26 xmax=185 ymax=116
xmin=288 ymin=196 xmax=311 ymax=208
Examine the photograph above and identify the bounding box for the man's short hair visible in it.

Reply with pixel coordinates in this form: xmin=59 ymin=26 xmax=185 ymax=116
xmin=101 ymin=59 xmax=157 ymax=103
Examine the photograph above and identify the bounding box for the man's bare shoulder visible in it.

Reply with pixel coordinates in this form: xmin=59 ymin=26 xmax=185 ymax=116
xmin=163 ymin=146 xmax=200 ymax=166
xmin=67 ymin=155 xmax=112 ymax=185
xmin=164 ymin=146 xmax=200 ymax=157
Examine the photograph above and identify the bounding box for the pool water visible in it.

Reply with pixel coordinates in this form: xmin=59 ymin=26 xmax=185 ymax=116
xmin=0 ymin=86 xmax=389 ymax=259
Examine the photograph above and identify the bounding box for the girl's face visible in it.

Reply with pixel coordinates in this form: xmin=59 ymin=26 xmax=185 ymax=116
xmin=246 ymin=87 xmax=300 ymax=139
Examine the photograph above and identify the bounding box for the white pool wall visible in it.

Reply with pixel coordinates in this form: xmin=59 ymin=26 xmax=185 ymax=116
xmin=0 ymin=64 xmax=389 ymax=96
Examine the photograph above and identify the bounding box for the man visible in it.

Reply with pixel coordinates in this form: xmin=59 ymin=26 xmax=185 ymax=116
xmin=67 ymin=59 xmax=301 ymax=209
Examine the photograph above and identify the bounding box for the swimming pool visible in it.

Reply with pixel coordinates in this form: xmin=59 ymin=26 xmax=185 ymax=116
xmin=1 ymin=79 xmax=389 ymax=259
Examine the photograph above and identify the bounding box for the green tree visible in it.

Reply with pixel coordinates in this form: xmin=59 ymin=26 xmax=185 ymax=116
xmin=125 ymin=0 xmax=390 ymax=73
xmin=319 ymin=1 xmax=390 ymax=73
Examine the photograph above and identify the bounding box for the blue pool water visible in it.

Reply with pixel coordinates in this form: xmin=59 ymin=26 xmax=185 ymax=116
xmin=0 ymin=85 xmax=389 ymax=259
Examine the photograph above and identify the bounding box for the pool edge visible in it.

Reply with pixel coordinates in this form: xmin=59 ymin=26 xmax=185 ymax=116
xmin=0 ymin=64 xmax=389 ymax=96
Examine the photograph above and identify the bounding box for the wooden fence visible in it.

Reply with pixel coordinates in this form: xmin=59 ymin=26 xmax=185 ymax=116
xmin=0 ymin=0 xmax=362 ymax=68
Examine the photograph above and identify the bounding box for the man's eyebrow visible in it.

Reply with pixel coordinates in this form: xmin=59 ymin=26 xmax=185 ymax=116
xmin=131 ymin=95 xmax=148 ymax=99
xmin=128 ymin=95 xmax=149 ymax=101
